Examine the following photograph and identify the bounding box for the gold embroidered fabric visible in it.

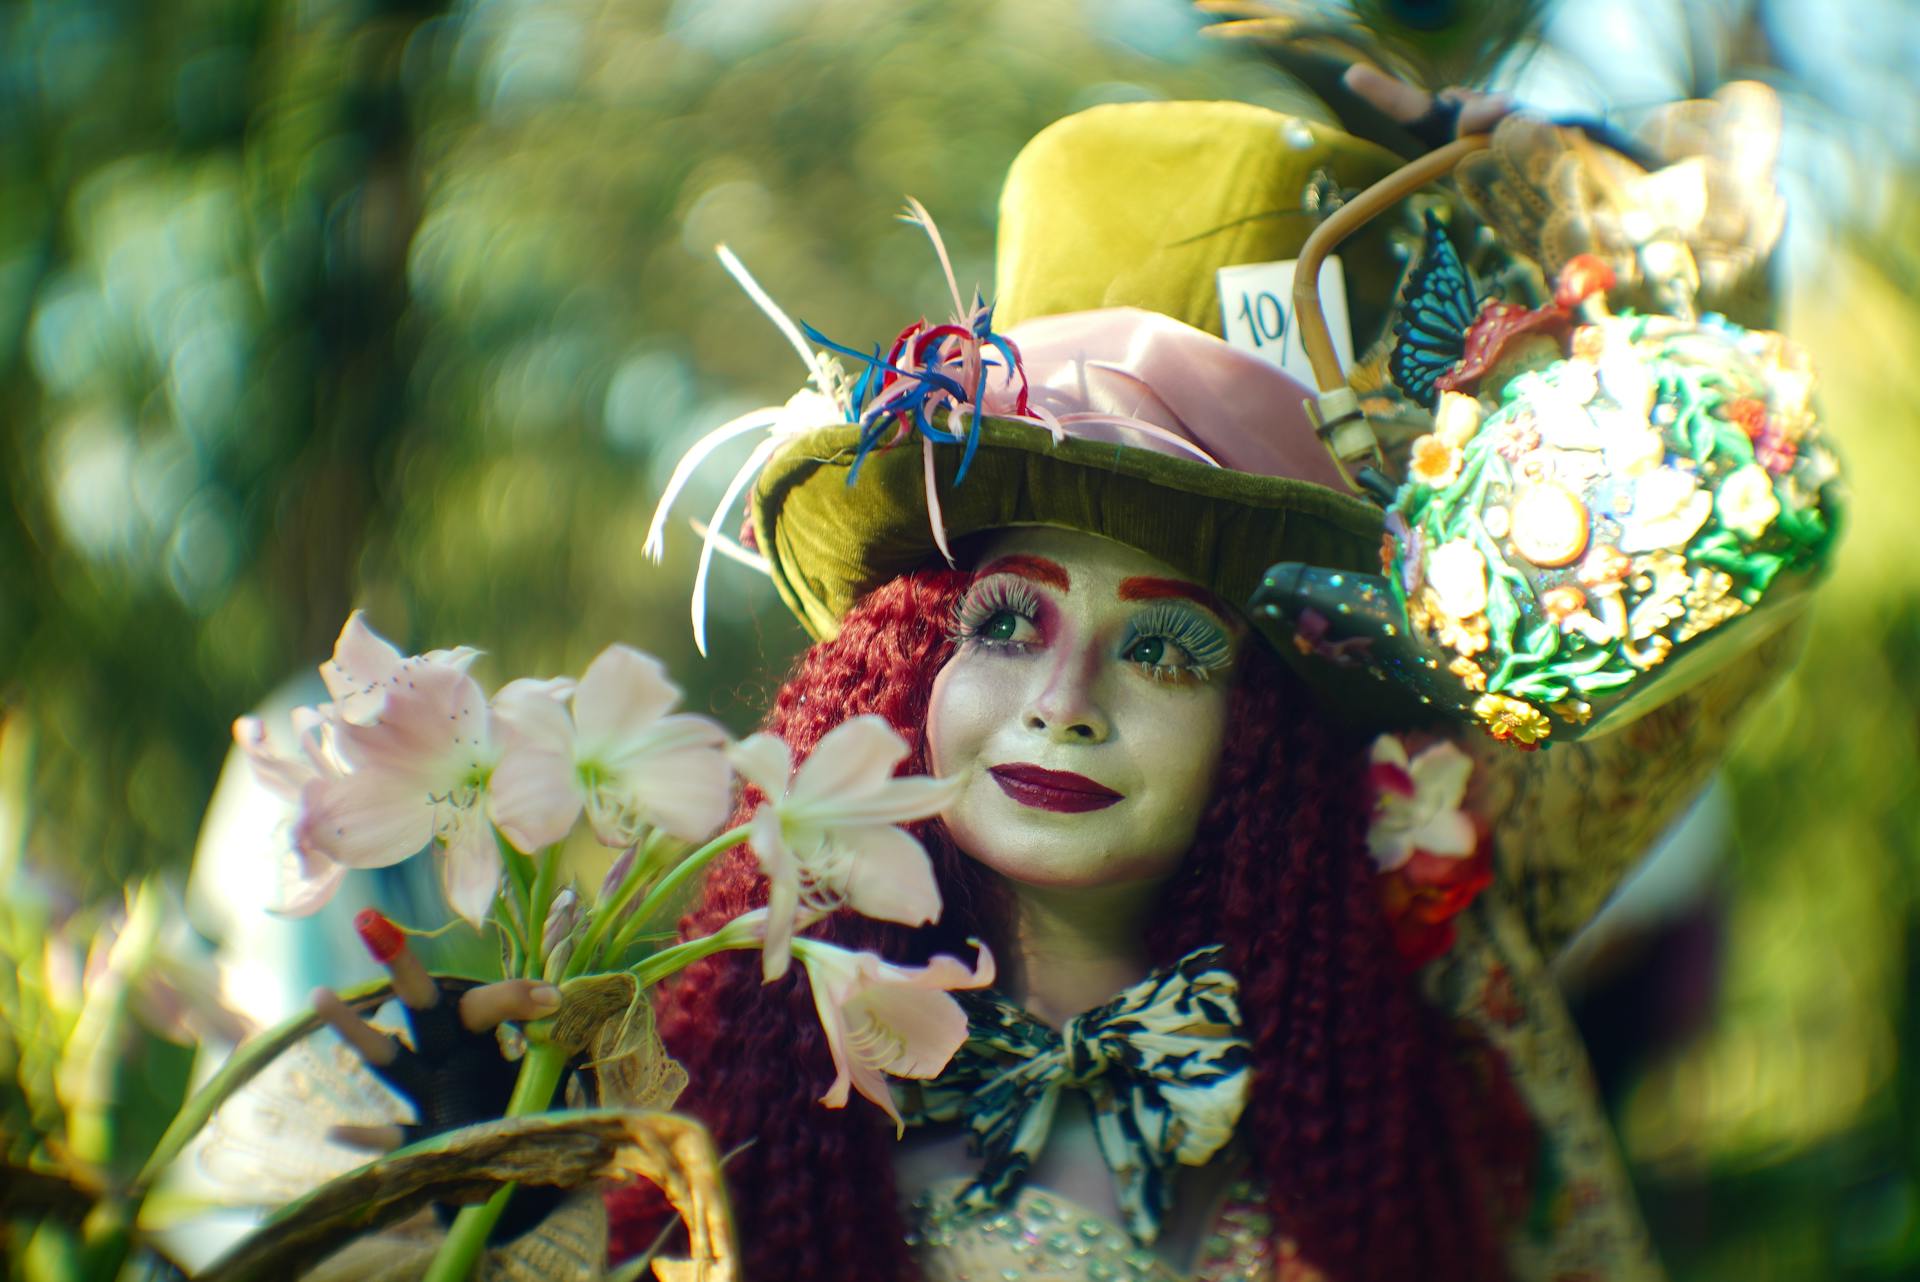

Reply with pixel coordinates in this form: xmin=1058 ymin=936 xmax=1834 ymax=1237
xmin=907 ymin=1178 xmax=1326 ymax=1282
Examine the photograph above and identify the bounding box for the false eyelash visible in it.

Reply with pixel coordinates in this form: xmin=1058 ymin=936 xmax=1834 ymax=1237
xmin=1124 ymin=602 xmax=1233 ymax=678
xmin=950 ymin=576 xmax=1041 ymax=645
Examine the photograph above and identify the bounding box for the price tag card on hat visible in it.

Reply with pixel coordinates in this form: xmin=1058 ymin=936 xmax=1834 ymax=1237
xmin=1217 ymin=256 xmax=1353 ymax=387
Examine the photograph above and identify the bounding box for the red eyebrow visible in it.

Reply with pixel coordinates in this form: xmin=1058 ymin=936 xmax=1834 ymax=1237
xmin=1118 ymin=576 xmax=1233 ymax=620
xmin=978 ymin=555 xmax=1071 ymax=590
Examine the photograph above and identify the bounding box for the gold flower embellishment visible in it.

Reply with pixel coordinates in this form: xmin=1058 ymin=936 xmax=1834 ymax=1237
xmin=1407 ymin=393 xmax=1482 ymax=490
xmin=1472 ymin=693 xmax=1552 ymax=751
xmin=1410 ymin=434 xmax=1464 ymax=489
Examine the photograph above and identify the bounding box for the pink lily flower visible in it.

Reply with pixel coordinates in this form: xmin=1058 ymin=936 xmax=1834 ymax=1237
xmin=297 ymin=660 xmax=511 ymax=926
xmin=489 ymin=645 xmax=732 ymax=852
xmin=730 ymin=716 xmax=961 ymax=981
xmin=320 ymin=610 xmax=480 ymax=725
xmin=789 ymin=936 xmax=994 ymax=1134
xmin=1365 ymin=734 xmax=1477 ymax=872
xmin=233 ymin=709 xmax=350 ymax=916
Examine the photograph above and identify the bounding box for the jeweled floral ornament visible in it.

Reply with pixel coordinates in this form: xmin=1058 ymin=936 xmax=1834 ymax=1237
xmin=1254 ymin=82 xmax=1842 ymax=748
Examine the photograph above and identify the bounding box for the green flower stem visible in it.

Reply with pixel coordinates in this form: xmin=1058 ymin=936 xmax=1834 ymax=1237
xmin=607 ymin=825 xmax=752 ymax=964
xmin=417 ymin=1035 xmax=572 ymax=1282
xmin=525 ymin=846 xmax=560 ymax=980
xmin=492 ymin=897 xmax=527 ymax=978
xmin=418 ymin=836 xmax=753 ymax=1281
xmin=630 ymin=925 xmax=756 ymax=988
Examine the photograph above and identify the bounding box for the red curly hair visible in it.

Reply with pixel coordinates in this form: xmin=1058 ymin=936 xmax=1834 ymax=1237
xmin=608 ymin=567 xmax=1531 ymax=1281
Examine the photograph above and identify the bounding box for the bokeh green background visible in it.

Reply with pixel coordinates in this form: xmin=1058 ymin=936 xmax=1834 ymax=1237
xmin=1 ymin=0 xmax=1915 ymax=1277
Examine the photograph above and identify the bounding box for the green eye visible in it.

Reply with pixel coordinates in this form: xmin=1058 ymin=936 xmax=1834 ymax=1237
xmin=1121 ymin=602 xmax=1233 ymax=683
xmin=981 ymin=612 xmax=1020 ymax=642
xmin=954 ymin=578 xmax=1041 ymax=650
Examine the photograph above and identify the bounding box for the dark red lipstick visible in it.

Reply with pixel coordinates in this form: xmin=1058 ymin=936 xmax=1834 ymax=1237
xmin=989 ymin=764 xmax=1123 ymax=813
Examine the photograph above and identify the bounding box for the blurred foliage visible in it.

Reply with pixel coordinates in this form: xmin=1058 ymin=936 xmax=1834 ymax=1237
xmin=1 ymin=0 xmax=1917 ymax=1279
xmin=0 ymin=813 xmax=240 ymax=1279
xmin=0 ymin=0 xmax=1323 ymax=901
xmin=1612 ymin=234 xmax=1920 ymax=1279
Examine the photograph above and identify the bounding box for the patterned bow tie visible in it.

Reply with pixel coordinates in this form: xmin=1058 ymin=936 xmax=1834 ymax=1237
xmin=895 ymin=944 xmax=1251 ymax=1245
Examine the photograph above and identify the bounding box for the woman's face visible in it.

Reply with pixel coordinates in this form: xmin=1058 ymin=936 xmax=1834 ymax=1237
xmin=928 ymin=527 xmax=1241 ymax=890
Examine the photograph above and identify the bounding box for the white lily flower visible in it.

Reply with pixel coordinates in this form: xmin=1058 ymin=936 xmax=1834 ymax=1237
xmin=790 ymin=936 xmax=994 ymax=1135
xmin=490 ymin=645 xmax=733 ymax=853
xmin=730 ymin=715 xmax=962 ymax=981
xmin=233 ymin=707 xmax=351 ymax=916
xmin=297 ymin=661 xmax=505 ymax=926
xmin=320 ymin=609 xmax=480 ymax=725
xmin=1365 ymin=735 xmax=1477 ymax=872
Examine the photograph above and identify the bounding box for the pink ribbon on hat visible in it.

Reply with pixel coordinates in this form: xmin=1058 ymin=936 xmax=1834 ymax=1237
xmin=996 ymin=307 xmax=1349 ymax=490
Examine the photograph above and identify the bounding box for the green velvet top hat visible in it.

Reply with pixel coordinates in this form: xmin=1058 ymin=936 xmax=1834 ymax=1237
xmin=730 ymin=100 xmax=1408 ymax=640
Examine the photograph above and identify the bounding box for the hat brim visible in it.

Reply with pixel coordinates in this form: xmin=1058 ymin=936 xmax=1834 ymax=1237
xmin=750 ymin=418 xmax=1385 ymax=642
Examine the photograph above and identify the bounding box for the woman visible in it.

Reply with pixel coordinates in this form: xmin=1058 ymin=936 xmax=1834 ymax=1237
xmin=601 ymin=88 xmax=1805 ymax=1282
xmin=630 ymin=537 xmax=1529 ymax=1282
xmin=309 ymin=78 xmax=1813 ymax=1281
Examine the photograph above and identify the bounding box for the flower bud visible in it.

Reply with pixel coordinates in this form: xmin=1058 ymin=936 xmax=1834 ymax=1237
xmin=599 ymin=845 xmax=637 ymax=902
xmin=543 ymin=937 xmax=575 ymax=985
xmin=542 ymin=886 xmax=581 ymax=955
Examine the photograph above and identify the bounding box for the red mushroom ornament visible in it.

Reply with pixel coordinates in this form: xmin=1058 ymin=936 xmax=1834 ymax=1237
xmin=1433 ymin=255 xmax=1617 ymax=401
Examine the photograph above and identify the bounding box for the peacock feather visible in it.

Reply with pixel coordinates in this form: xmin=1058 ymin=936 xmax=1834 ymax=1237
xmin=1196 ymin=0 xmax=1555 ymax=94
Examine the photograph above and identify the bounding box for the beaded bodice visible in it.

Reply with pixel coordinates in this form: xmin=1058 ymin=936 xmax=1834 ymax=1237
xmin=907 ymin=1177 xmax=1326 ymax=1282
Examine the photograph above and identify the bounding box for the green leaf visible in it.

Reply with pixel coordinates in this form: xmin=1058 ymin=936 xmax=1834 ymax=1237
xmin=1505 ymin=673 xmax=1571 ymax=700
xmin=1743 ymin=551 xmax=1787 ymax=593
xmin=104 ymin=1025 xmax=196 ymax=1184
xmin=1432 ymin=447 xmax=1490 ymax=535
xmin=1485 ymin=577 xmax=1519 ymax=655
xmin=1689 ymin=405 xmax=1718 ymax=463
xmin=1520 ymin=620 xmax=1559 ymax=665
xmin=1774 ymin=504 xmax=1830 ymax=550
xmin=1715 ymin=423 xmax=1758 ymax=464
xmin=1573 ymin=667 xmax=1638 ymax=694
xmin=1545 ymin=649 xmax=1616 ymax=683
xmin=1695 ymin=529 xmax=1742 ymax=556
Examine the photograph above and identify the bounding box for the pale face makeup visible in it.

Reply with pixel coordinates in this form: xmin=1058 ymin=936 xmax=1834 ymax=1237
xmin=927 ymin=527 xmax=1240 ymax=895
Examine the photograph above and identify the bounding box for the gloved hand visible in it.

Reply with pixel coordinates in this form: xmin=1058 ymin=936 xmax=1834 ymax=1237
xmin=312 ymin=909 xmax=571 ymax=1244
